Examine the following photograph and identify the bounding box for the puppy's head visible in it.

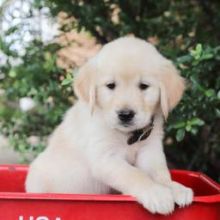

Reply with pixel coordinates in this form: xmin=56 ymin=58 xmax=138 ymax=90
xmin=74 ymin=37 xmax=185 ymax=132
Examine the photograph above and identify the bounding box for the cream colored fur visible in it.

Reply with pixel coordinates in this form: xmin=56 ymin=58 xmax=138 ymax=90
xmin=26 ymin=37 xmax=193 ymax=215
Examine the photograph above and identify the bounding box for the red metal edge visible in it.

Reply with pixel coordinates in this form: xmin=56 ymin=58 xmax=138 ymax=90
xmin=0 ymin=192 xmax=135 ymax=202
xmin=0 ymin=165 xmax=219 ymax=203
xmin=0 ymin=164 xmax=27 ymax=171
xmin=171 ymin=169 xmax=220 ymax=203
xmin=171 ymin=169 xmax=220 ymax=190
xmin=0 ymin=164 xmax=135 ymax=202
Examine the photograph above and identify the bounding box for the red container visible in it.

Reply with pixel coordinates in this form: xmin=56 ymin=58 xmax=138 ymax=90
xmin=0 ymin=165 xmax=219 ymax=220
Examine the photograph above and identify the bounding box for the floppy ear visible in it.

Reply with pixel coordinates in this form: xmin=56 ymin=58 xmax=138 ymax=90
xmin=73 ymin=59 xmax=97 ymax=112
xmin=158 ymin=61 xmax=185 ymax=119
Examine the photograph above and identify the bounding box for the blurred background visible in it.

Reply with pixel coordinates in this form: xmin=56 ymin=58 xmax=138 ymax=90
xmin=0 ymin=0 xmax=219 ymax=182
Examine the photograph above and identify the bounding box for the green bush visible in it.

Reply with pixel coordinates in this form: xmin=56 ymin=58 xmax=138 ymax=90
xmin=0 ymin=0 xmax=219 ymax=181
xmin=0 ymin=38 xmax=73 ymax=159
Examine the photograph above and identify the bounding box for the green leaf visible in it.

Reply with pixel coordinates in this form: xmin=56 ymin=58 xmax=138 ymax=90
xmin=9 ymin=69 xmax=17 ymax=78
xmin=217 ymin=91 xmax=220 ymax=99
xmin=190 ymin=118 xmax=205 ymax=126
xmin=205 ymin=89 xmax=215 ymax=97
xmin=61 ymin=78 xmax=72 ymax=86
xmin=5 ymin=26 xmax=19 ymax=35
xmin=196 ymin=44 xmax=202 ymax=53
xmin=173 ymin=121 xmax=186 ymax=129
xmin=200 ymin=53 xmax=214 ymax=60
xmin=216 ymin=109 xmax=220 ymax=117
xmin=176 ymin=129 xmax=185 ymax=142
xmin=66 ymin=73 xmax=73 ymax=80
xmin=191 ymin=128 xmax=198 ymax=135
xmin=190 ymin=44 xmax=203 ymax=60
xmin=190 ymin=76 xmax=204 ymax=91
xmin=177 ymin=55 xmax=192 ymax=64
xmin=186 ymin=124 xmax=191 ymax=132
xmin=61 ymin=73 xmax=73 ymax=86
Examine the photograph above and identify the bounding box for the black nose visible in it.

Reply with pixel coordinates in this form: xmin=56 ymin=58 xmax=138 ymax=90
xmin=118 ymin=109 xmax=135 ymax=123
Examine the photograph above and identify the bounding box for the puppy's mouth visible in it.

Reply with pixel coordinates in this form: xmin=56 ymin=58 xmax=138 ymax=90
xmin=116 ymin=116 xmax=154 ymax=134
xmin=117 ymin=121 xmax=136 ymax=132
xmin=116 ymin=121 xmax=144 ymax=133
xmin=120 ymin=121 xmax=134 ymax=128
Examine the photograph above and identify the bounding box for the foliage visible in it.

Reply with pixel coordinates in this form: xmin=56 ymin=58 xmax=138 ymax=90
xmin=0 ymin=38 xmax=73 ymax=160
xmin=167 ymin=44 xmax=220 ymax=180
xmin=0 ymin=0 xmax=220 ymax=180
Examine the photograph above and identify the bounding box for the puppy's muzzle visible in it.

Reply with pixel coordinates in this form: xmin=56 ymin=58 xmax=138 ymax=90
xmin=117 ymin=109 xmax=135 ymax=125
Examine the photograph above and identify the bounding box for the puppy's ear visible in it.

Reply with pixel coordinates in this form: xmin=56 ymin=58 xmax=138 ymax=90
xmin=74 ymin=59 xmax=97 ymax=112
xmin=158 ymin=61 xmax=185 ymax=119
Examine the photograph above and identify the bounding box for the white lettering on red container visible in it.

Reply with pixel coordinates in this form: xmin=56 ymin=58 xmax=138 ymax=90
xmin=18 ymin=216 xmax=61 ymax=220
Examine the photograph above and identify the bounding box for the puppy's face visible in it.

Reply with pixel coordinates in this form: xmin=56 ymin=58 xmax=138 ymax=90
xmin=95 ymin=68 xmax=160 ymax=132
xmin=74 ymin=37 xmax=185 ymax=133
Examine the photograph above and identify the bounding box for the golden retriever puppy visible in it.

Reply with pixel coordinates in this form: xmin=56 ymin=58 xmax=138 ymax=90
xmin=26 ymin=37 xmax=193 ymax=215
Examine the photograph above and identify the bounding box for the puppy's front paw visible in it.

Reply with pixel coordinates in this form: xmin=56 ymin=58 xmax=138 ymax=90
xmin=138 ymin=184 xmax=175 ymax=215
xmin=171 ymin=181 xmax=193 ymax=207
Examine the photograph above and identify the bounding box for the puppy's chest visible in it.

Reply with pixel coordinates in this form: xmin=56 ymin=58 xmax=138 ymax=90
xmin=125 ymin=144 xmax=142 ymax=165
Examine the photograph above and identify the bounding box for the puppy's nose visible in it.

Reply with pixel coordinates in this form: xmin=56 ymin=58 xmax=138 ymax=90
xmin=118 ymin=109 xmax=135 ymax=123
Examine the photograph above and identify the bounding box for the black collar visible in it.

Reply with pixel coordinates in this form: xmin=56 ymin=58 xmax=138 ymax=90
xmin=127 ymin=117 xmax=154 ymax=145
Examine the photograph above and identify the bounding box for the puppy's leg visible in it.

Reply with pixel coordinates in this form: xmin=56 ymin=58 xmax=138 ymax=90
xmin=136 ymin=141 xmax=193 ymax=208
xmin=169 ymin=181 xmax=193 ymax=208
xmin=88 ymin=151 xmax=175 ymax=215
xmin=146 ymin=167 xmax=193 ymax=208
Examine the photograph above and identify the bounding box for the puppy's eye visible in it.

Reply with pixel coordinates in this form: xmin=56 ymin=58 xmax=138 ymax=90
xmin=139 ymin=83 xmax=149 ymax=90
xmin=106 ymin=82 xmax=116 ymax=90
